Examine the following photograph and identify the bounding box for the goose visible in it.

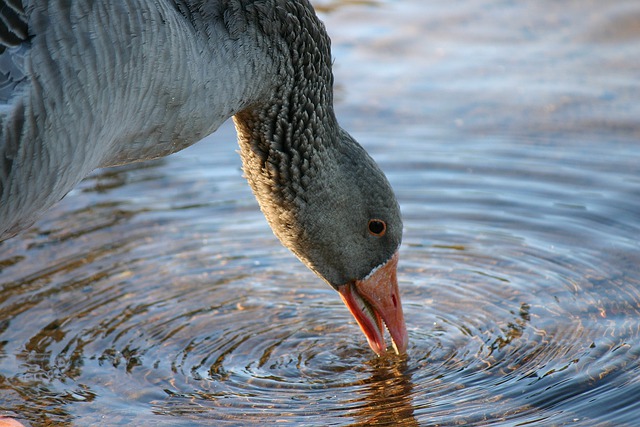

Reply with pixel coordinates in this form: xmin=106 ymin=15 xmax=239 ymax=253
xmin=0 ymin=0 xmax=407 ymax=356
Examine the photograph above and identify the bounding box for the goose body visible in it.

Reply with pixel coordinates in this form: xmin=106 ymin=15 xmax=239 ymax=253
xmin=0 ymin=0 xmax=407 ymax=355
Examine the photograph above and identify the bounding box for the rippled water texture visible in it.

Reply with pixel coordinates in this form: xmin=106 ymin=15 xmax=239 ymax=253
xmin=2 ymin=1 xmax=640 ymax=425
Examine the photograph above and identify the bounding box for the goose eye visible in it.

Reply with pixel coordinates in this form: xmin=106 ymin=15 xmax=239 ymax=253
xmin=368 ymin=219 xmax=387 ymax=237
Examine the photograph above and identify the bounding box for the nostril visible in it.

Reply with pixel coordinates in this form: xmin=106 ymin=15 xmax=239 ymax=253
xmin=392 ymin=293 xmax=397 ymax=308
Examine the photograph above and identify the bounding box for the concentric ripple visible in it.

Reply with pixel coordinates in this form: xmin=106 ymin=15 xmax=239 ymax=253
xmin=390 ymin=131 xmax=640 ymax=426
xmin=1 ymin=127 xmax=638 ymax=426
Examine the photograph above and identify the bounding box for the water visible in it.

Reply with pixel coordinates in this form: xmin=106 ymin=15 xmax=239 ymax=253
xmin=1 ymin=0 xmax=639 ymax=425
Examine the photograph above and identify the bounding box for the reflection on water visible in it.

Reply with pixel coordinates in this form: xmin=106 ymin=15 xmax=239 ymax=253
xmin=1 ymin=0 xmax=640 ymax=426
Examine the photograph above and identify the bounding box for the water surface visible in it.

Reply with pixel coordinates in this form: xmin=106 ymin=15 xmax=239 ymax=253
xmin=1 ymin=1 xmax=639 ymax=425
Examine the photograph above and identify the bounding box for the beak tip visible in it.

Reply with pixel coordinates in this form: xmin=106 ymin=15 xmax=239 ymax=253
xmin=340 ymin=251 xmax=409 ymax=357
xmin=388 ymin=315 xmax=409 ymax=356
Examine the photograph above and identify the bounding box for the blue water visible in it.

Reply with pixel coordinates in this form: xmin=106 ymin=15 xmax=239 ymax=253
xmin=1 ymin=1 xmax=639 ymax=425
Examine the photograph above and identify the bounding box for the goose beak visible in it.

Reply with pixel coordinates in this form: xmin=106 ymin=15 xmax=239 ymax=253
xmin=337 ymin=251 xmax=408 ymax=356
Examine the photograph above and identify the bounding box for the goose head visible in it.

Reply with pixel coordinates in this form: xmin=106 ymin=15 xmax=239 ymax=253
xmin=229 ymin=1 xmax=407 ymax=356
xmin=237 ymin=116 xmax=407 ymax=356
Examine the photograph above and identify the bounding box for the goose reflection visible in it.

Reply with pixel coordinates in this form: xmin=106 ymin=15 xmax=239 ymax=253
xmin=346 ymin=356 xmax=419 ymax=427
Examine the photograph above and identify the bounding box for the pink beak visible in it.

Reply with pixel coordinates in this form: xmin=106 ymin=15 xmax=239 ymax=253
xmin=337 ymin=251 xmax=408 ymax=355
